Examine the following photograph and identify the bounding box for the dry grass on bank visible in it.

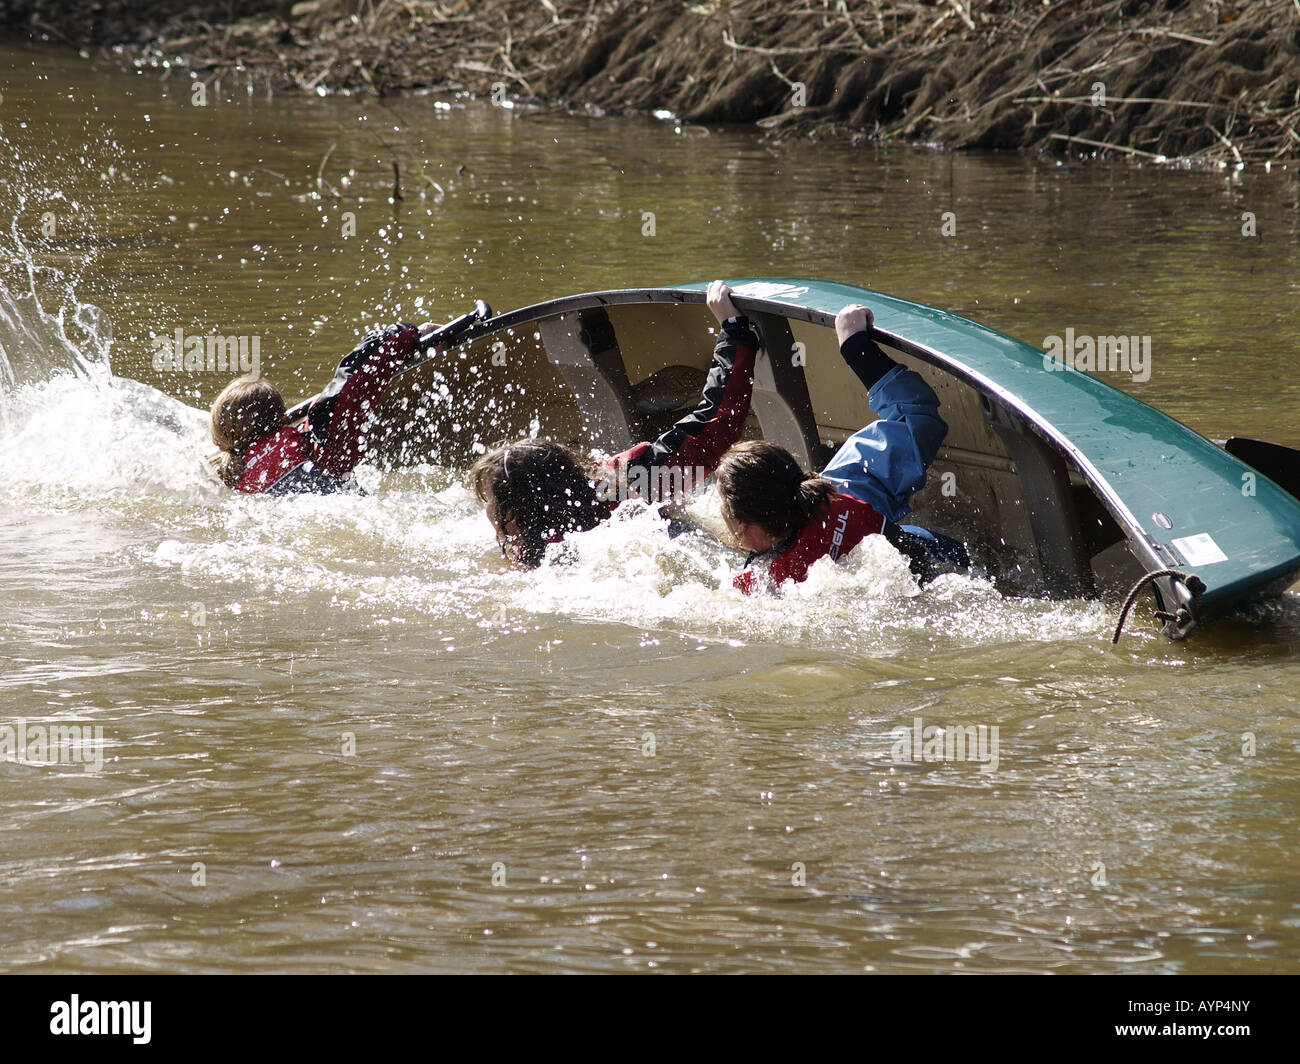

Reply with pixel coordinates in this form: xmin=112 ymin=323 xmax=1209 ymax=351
xmin=8 ymin=0 xmax=1300 ymax=165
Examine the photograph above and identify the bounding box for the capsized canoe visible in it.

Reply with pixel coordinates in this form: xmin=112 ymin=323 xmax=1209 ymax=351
xmin=361 ymin=278 xmax=1300 ymax=638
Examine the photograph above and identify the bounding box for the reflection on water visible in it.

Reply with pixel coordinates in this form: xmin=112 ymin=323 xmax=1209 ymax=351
xmin=1 ymin=42 xmax=1298 ymax=974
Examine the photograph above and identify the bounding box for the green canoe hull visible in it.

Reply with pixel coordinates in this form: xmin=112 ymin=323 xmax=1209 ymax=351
xmin=363 ymin=278 xmax=1300 ymax=637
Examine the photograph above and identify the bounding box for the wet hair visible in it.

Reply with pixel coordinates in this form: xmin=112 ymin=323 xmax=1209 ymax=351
xmin=210 ymin=379 xmax=288 ymax=488
xmin=471 ymin=439 xmax=607 ymax=567
xmin=715 ymin=440 xmax=836 ymax=541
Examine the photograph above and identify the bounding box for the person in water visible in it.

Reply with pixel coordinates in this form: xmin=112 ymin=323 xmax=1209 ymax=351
xmin=210 ymin=322 xmax=424 ymax=495
xmin=472 ymin=279 xmax=757 ymax=566
xmin=717 ymin=303 xmax=968 ymax=593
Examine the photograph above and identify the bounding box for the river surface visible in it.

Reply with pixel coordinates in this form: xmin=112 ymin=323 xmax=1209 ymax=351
xmin=1 ymin=41 xmax=1298 ymax=974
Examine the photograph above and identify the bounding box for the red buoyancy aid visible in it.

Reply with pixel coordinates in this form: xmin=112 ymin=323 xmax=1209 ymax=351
xmin=733 ymin=491 xmax=885 ymax=594
xmin=236 ymin=425 xmax=316 ymax=494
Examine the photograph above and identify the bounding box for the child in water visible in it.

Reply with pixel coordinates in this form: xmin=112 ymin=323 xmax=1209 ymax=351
xmin=472 ymin=280 xmax=756 ymax=565
xmin=717 ymin=304 xmax=968 ymax=592
xmin=210 ymin=323 xmax=423 ymax=494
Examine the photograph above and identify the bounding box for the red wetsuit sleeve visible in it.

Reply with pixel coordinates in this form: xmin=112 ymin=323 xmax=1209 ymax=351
xmin=618 ymin=320 xmax=758 ymax=479
xmin=313 ymin=325 xmax=418 ymax=479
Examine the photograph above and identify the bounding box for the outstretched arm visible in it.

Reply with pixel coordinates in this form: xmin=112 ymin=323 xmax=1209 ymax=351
xmin=312 ymin=323 xmax=420 ymax=479
xmin=620 ymin=281 xmax=759 ymax=479
xmin=819 ymin=305 xmax=947 ymax=522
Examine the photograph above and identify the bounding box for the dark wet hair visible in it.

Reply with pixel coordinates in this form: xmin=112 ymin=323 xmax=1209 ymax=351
xmin=210 ymin=378 xmax=287 ymax=488
xmin=715 ymin=440 xmax=835 ymax=540
xmin=471 ymin=439 xmax=607 ymax=567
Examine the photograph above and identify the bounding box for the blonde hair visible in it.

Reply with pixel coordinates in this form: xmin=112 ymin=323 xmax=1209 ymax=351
xmin=210 ymin=379 xmax=287 ymax=487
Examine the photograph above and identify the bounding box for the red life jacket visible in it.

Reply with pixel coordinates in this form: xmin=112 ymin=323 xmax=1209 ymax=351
xmin=733 ymin=491 xmax=885 ymax=594
xmin=236 ymin=425 xmax=316 ymax=494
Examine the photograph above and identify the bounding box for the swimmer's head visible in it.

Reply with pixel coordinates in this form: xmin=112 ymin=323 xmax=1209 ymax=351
xmin=715 ymin=440 xmax=834 ymax=551
xmin=471 ymin=439 xmax=606 ymax=567
xmin=210 ymin=378 xmax=287 ymax=487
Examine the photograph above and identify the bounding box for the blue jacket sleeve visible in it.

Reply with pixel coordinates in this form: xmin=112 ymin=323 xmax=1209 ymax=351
xmin=819 ymin=340 xmax=947 ymax=522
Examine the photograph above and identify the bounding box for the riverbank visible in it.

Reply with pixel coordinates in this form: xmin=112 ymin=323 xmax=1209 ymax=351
xmin=3 ymin=1 xmax=1299 ymax=164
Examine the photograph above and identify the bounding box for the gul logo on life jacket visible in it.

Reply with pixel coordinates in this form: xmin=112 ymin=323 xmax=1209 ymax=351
xmin=828 ymin=510 xmax=850 ymax=560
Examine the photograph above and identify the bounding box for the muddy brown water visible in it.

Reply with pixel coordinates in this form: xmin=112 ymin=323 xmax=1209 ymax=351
xmin=1 ymin=43 xmax=1298 ymax=974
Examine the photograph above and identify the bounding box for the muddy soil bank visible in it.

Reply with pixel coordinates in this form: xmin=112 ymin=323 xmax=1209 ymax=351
xmin=4 ymin=1 xmax=1299 ymax=165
